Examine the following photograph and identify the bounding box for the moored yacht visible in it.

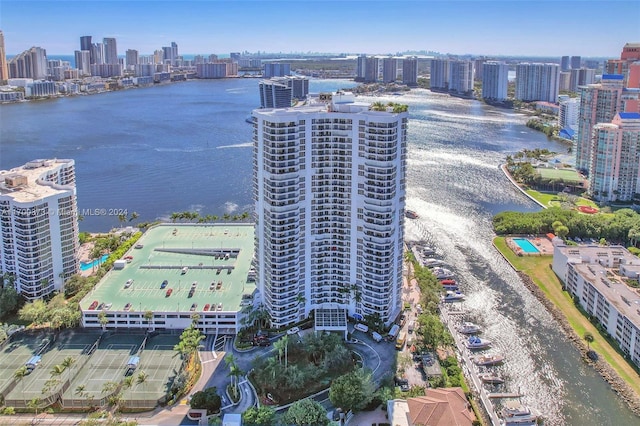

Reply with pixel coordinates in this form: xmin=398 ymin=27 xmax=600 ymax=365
xmin=432 ymin=267 xmax=455 ymax=279
xmin=458 ymin=321 xmax=481 ymax=334
xmin=473 ymin=354 xmax=504 ymax=366
xmin=440 ymin=279 xmax=459 ymax=290
xmin=500 ymin=400 xmax=538 ymax=425
xmin=421 ymin=246 xmax=436 ymax=256
xmin=443 ymin=290 xmax=465 ymax=302
xmin=405 ymin=209 xmax=419 ymax=219
xmin=424 ymin=258 xmax=445 ymax=268
xmin=465 ymin=335 xmax=492 ymax=349
xmin=478 ymin=373 xmax=504 ymax=384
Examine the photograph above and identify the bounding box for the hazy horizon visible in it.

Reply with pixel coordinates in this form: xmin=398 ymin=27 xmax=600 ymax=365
xmin=2 ymin=1 xmax=639 ymax=58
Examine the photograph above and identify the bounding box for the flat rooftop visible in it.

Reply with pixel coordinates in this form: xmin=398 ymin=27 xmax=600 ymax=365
xmin=81 ymin=224 xmax=255 ymax=314
xmin=0 ymin=159 xmax=74 ymax=203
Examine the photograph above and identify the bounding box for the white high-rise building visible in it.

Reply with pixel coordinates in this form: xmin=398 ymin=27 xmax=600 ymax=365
xmin=482 ymin=61 xmax=508 ymax=100
xmin=402 ymin=57 xmax=418 ymax=86
xmin=430 ymin=58 xmax=449 ymax=90
xmin=558 ymin=97 xmax=580 ymax=131
xmin=74 ymin=50 xmax=91 ymax=76
xmin=0 ymin=159 xmax=79 ymax=300
xmin=515 ymin=63 xmax=560 ymax=103
xmin=252 ymin=92 xmax=408 ymax=328
xmin=448 ymin=60 xmax=474 ymax=94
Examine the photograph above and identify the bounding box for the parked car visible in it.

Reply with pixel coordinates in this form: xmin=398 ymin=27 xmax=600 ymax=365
xmin=287 ymin=326 xmax=300 ymax=335
xmin=160 ymin=280 xmax=168 ymax=289
xmin=165 ymin=288 xmax=173 ymax=297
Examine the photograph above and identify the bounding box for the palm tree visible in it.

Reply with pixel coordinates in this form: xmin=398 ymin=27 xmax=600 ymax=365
xmin=137 ymin=370 xmax=148 ymax=393
xmin=74 ymin=384 xmax=86 ymax=409
xmin=98 ymin=311 xmax=108 ymax=331
xmin=128 ymin=211 xmax=139 ymax=222
xmin=14 ymin=366 xmax=28 ymax=406
xmin=584 ymin=331 xmax=594 ymax=351
xmin=50 ymin=364 xmax=64 ymax=377
xmin=27 ymin=397 xmax=41 ymax=418
xmin=224 ymin=353 xmax=243 ymax=398
xmin=61 ymin=356 xmax=75 ymax=383
xmin=144 ymin=310 xmax=154 ymax=331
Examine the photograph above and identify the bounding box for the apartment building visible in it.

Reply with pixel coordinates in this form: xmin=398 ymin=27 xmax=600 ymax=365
xmin=0 ymin=159 xmax=79 ymax=300
xmin=482 ymin=61 xmax=508 ymax=101
xmin=515 ymin=63 xmax=560 ymax=103
xmin=252 ymin=92 xmax=407 ymax=328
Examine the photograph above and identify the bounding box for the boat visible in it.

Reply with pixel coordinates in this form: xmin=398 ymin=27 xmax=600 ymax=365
xmin=443 ymin=290 xmax=465 ymax=302
xmin=432 ymin=267 xmax=455 ymax=279
xmin=405 ymin=209 xmax=419 ymax=219
xmin=424 ymin=258 xmax=445 ymax=268
xmin=421 ymin=246 xmax=436 ymax=256
xmin=478 ymin=373 xmax=504 ymax=384
xmin=440 ymin=279 xmax=459 ymax=290
xmin=500 ymin=401 xmax=538 ymax=425
xmin=458 ymin=321 xmax=481 ymax=334
xmin=465 ymin=335 xmax=492 ymax=349
xmin=473 ymin=354 xmax=504 ymax=366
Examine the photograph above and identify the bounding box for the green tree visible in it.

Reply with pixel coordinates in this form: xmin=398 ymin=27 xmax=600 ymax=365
xmin=0 ymin=285 xmax=20 ymax=321
xmin=19 ymin=299 xmax=48 ymax=325
xmin=190 ymin=386 xmax=221 ymax=414
xmin=282 ymin=398 xmax=329 ymax=426
xmin=584 ymin=331 xmax=594 ymax=350
xmin=98 ymin=311 xmax=109 ymax=331
xmin=144 ymin=310 xmax=154 ymax=330
xmin=14 ymin=366 xmax=28 ymax=406
xmin=174 ymin=324 xmax=205 ymax=358
xmin=329 ymin=368 xmax=375 ymax=413
xmin=242 ymin=405 xmax=276 ymax=426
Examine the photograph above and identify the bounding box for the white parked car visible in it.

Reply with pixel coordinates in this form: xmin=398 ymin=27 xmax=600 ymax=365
xmin=287 ymin=326 xmax=300 ymax=335
xmin=354 ymin=323 xmax=369 ymax=333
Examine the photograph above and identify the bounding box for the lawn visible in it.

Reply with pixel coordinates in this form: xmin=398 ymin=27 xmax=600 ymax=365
xmin=525 ymin=189 xmax=599 ymax=210
xmin=493 ymin=237 xmax=640 ymax=397
xmin=535 ymin=167 xmax=583 ymax=182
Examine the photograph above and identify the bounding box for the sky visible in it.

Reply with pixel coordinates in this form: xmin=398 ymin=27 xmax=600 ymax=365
xmin=2 ymin=0 xmax=639 ymax=57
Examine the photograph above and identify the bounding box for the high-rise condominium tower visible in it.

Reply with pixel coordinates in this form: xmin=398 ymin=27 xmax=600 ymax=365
xmin=0 ymin=30 xmax=8 ymax=81
xmin=252 ymin=92 xmax=408 ymax=328
xmin=515 ymin=63 xmax=560 ymax=103
xmin=0 ymin=159 xmax=79 ymax=300
xmin=382 ymin=57 xmax=397 ymax=83
xmin=575 ymin=75 xmax=624 ymax=173
xmin=482 ymin=61 xmax=509 ymax=101
xmin=103 ymin=37 xmax=118 ymax=65
xmin=589 ymin=113 xmax=640 ymax=202
xmin=402 ymin=57 xmax=418 ymax=86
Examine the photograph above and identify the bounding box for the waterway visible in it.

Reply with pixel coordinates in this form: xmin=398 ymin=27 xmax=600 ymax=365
xmin=1 ymin=80 xmax=637 ymax=425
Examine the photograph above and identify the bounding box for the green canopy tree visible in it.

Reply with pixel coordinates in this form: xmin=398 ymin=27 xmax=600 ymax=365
xmin=242 ymin=405 xmax=276 ymax=426
xmin=190 ymin=386 xmax=221 ymax=414
xmin=282 ymin=398 xmax=329 ymax=426
xmin=329 ymin=368 xmax=375 ymax=413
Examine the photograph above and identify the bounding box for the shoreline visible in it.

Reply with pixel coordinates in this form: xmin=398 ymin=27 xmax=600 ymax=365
xmin=496 ymin=165 xmax=640 ymax=416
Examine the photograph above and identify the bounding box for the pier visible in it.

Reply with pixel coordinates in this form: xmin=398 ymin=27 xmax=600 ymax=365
xmin=441 ymin=309 xmax=502 ymax=426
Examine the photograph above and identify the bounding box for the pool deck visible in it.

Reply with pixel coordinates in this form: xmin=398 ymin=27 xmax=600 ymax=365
xmin=80 ymin=223 xmax=256 ymax=314
xmin=507 ymin=236 xmax=554 ymax=256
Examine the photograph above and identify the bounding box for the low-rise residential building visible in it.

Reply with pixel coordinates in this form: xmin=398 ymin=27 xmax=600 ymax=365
xmin=552 ymin=244 xmax=640 ymax=368
xmin=387 ymin=387 xmax=476 ymax=426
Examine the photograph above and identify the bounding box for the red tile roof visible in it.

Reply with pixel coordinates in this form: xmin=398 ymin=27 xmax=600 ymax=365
xmin=407 ymin=387 xmax=476 ymax=426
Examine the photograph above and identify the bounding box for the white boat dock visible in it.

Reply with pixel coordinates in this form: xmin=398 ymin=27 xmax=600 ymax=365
xmin=441 ymin=309 xmax=502 ymax=426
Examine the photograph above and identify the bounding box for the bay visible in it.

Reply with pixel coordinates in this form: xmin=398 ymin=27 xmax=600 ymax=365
xmin=1 ymin=80 xmax=638 ymax=425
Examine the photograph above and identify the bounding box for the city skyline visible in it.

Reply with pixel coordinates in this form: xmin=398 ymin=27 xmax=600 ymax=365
xmin=2 ymin=1 xmax=639 ymax=57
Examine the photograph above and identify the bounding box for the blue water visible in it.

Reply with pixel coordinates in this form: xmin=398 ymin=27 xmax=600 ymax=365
xmin=1 ymin=80 xmax=638 ymax=425
xmin=79 ymin=254 xmax=109 ymax=271
xmin=513 ymin=237 xmax=540 ymax=253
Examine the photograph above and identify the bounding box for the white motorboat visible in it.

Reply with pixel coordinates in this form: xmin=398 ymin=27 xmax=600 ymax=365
xmin=473 ymin=354 xmax=504 ymax=366
xmin=421 ymin=246 xmax=436 ymax=256
xmin=405 ymin=209 xmax=419 ymax=219
xmin=443 ymin=290 xmax=465 ymax=302
xmin=500 ymin=401 xmax=538 ymax=425
xmin=433 ymin=267 xmax=455 ymax=279
xmin=458 ymin=322 xmax=481 ymax=334
xmin=465 ymin=335 xmax=492 ymax=349
xmin=424 ymin=258 xmax=445 ymax=268
xmin=478 ymin=373 xmax=504 ymax=384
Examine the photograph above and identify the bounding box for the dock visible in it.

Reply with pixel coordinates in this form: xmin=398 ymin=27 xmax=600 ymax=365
xmin=488 ymin=392 xmax=523 ymax=399
xmin=441 ymin=309 xmax=502 ymax=426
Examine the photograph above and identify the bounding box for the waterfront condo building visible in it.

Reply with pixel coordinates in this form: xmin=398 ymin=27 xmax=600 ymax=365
xmin=575 ymin=75 xmax=625 ymax=173
xmin=430 ymin=58 xmax=449 ymax=91
xmin=561 ymin=56 xmax=571 ymax=72
xmin=481 ymin=61 xmax=509 ymax=101
xmin=402 ymin=57 xmax=418 ymax=86
xmin=448 ymin=60 xmax=474 ymax=95
xmin=259 ymin=76 xmax=309 ymax=108
xmin=0 ymin=159 xmax=79 ymax=300
xmin=0 ymin=30 xmax=8 ymax=81
xmin=589 ymin=113 xmax=640 ymax=202
xmin=382 ymin=57 xmax=397 ymax=83
xmin=263 ymin=63 xmax=291 ymax=78
xmin=252 ymin=92 xmax=408 ymax=328
xmin=552 ymin=244 xmax=640 ymax=369
xmin=515 ymin=63 xmax=560 ymax=103
xmin=8 ymin=47 xmax=48 ymax=80
xmin=558 ymin=97 xmax=580 ymax=132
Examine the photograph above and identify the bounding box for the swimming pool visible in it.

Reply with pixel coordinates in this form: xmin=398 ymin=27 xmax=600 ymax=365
xmin=80 ymin=254 xmax=109 ymax=271
xmin=513 ymin=238 xmax=539 ymax=254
